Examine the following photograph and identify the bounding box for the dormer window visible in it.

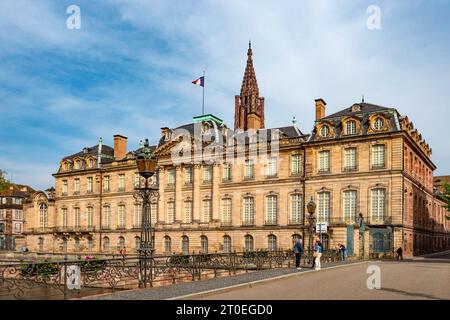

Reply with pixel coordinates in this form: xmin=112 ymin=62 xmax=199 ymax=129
xmin=373 ymin=117 xmax=384 ymax=131
xmin=346 ymin=120 xmax=356 ymax=135
xmin=320 ymin=125 xmax=329 ymax=137
xmin=75 ymin=160 xmax=81 ymax=170
xmin=64 ymin=163 xmax=69 ymax=171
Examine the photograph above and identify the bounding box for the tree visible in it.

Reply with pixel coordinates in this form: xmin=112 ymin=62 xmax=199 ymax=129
xmin=443 ymin=182 xmax=450 ymax=220
xmin=0 ymin=169 xmax=11 ymax=192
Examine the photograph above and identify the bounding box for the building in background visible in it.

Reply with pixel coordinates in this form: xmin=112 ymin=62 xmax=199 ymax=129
xmin=23 ymin=44 xmax=449 ymax=257
xmin=0 ymin=184 xmax=34 ymax=250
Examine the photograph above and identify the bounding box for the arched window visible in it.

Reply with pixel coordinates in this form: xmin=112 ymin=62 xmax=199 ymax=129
xmin=164 ymin=236 xmax=171 ymax=253
xmin=118 ymin=236 xmax=125 ymax=250
xmin=373 ymin=117 xmax=384 ymax=131
xmin=102 ymin=206 xmax=111 ymax=229
xmin=265 ymin=195 xmax=277 ymax=225
xmin=320 ymin=125 xmax=329 ymax=137
xmin=200 ymin=236 xmax=208 ymax=254
xmin=223 ymin=235 xmax=231 ymax=253
xmin=38 ymin=237 xmax=44 ymax=252
xmin=244 ymin=235 xmax=254 ymax=252
xmin=39 ymin=203 xmax=48 ymax=229
xmin=61 ymin=237 xmax=67 ymax=252
xmin=268 ymin=235 xmax=277 ymax=251
xmin=87 ymin=237 xmax=94 ymax=252
xmin=103 ymin=237 xmax=110 ymax=252
xmin=74 ymin=237 xmax=81 ymax=251
xmin=346 ymin=120 xmax=356 ymax=135
xmin=181 ymin=236 xmax=189 ymax=254
xmin=135 ymin=236 xmax=141 ymax=252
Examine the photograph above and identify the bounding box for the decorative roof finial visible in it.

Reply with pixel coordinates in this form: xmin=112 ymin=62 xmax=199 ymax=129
xmin=292 ymin=116 xmax=297 ymax=126
xmin=249 ymin=40 xmax=251 ymax=49
xmin=362 ymin=95 xmax=365 ymax=103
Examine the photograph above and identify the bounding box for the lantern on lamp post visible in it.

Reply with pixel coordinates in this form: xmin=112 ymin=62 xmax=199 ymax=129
xmin=306 ymin=196 xmax=317 ymax=259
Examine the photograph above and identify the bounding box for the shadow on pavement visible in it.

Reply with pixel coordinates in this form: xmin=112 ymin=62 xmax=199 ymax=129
xmin=380 ymin=287 xmax=446 ymax=300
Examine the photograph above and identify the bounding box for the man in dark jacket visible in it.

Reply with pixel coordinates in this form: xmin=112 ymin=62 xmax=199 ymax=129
xmin=293 ymin=237 xmax=304 ymax=270
xmin=396 ymin=247 xmax=403 ymax=261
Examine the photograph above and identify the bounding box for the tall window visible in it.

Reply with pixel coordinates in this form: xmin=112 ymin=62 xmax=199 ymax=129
xmin=62 ymin=180 xmax=68 ymax=195
xmin=87 ymin=207 xmax=93 ymax=228
xmin=221 ymin=198 xmax=232 ymax=225
xmin=318 ymin=151 xmax=330 ymax=172
xmin=371 ymin=189 xmax=386 ymax=221
xmin=244 ymin=235 xmax=254 ymax=251
xmin=268 ymin=235 xmax=277 ymax=251
xmin=317 ymin=192 xmax=331 ymax=222
xmin=118 ymin=205 xmax=125 ymax=228
xmin=104 ymin=176 xmax=110 ymax=192
xmin=167 ymin=169 xmax=175 ymax=185
xmin=243 ymin=197 xmax=254 ymax=225
xmin=134 ymin=204 xmax=142 ymax=228
xmin=164 ymin=236 xmax=171 ymax=253
xmin=223 ymin=163 xmax=232 ymax=181
xmin=202 ymin=199 xmax=212 ymax=223
xmin=182 ymin=236 xmax=189 ymax=254
xmin=223 ymin=236 xmax=231 ymax=253
xmin=265 ymin=195 xmax=277 ymax=224
xmin=185 ymin=167 xmax=193 ymax=184
xmin=87 ymin=177 xmax=93 ymax=193
xmin=75 ymin=160 xmax=81 ymax=170
xmin=291 ymin=154 xmax=302 ymax=175
xmin=184 ymin=201 xmax=193 ymax=223
xmin=151 ymin=203 xmax=158 ymax=225
xmin=372 ymin=145 xmax=385 ymax=168
xmin=346 ymin=120 xmax=356 ymax=135
xmin=39 ymin=203 xmax=48 ymax=229
xmin=118 ymin=174 xmax=125 ymax=191
xmin=344 ymin=148 xmax=357 ymax=170
xmin=343 ymin=191 xmax=357 ymax=223
xmin=103 ymin=237 xmax=110 ymax=252
xmin=74 ymin=207 xmax=80 ymax=228
xmin=62 ymin=208 xmax=68 ymax=228
xmin=167 ymin=201 xmax=175 ymax=223
xmin=290 ymin=194 xmax=303 ymax=224
xmin=102 ymin=206 xmax=111 ymax=229
xmin=119 ymin=236 xmax=125 ymax=250
xmin=320 ymin=125 xmax=329 ymax=137
xmin=267 ymin=157 xmax=278 ymax=177
xmin=74 ymin=179 xmax=80 ymax=194
xmin=244 ymin=159 xmax=254 ymax=179
xmin=200 ymin=236 xmax=208 ymax=253
xmin=203 ymin=166 xmax=212 ymax=183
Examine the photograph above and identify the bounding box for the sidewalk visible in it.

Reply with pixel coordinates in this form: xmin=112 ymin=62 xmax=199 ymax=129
xmin=81 ymin=259 xmax=361 ymax=300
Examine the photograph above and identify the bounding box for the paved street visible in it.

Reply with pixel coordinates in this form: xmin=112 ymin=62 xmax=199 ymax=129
xmin=192 ymin=255 xmax=450 ymax=300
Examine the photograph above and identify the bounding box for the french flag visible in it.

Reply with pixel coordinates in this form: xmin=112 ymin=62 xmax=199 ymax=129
xmin=192 ymin=76 xmax=205 ymax=87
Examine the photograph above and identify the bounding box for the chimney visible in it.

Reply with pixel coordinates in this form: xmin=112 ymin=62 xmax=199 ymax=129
xmin=113 ymin=135 xmax=127 ymax=160
xmin=315 ymin=98 xmax=326 ymax=120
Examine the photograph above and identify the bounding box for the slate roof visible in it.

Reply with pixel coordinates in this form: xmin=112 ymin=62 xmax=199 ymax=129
xmin=322 ymin=102 xmax=394 ymax=120
xmin=62 ymin=144 xmax=114 ymax=161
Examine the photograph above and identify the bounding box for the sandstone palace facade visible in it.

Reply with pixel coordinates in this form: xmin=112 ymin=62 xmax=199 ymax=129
xmin=23 ymin=44 xmax=449 ymax=258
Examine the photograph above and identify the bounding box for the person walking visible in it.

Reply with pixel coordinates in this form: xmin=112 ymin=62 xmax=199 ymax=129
xmin=396 ymin=247 xmax=403 ymax=261
xmin=340 ymin=243 xmax=347 ymax=261
xmin=293 ymin=237 xmax=304 ymax=270
xmin=314 ymin=238 xmax=323 ymax=270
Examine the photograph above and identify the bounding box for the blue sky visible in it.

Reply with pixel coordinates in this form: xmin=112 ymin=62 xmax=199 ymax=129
xmin=0 ymin=0 xmax=449 ymax=190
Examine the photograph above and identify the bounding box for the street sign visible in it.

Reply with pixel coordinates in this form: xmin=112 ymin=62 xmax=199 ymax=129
xmin=316 ymin=222 xmax=328 ymax=234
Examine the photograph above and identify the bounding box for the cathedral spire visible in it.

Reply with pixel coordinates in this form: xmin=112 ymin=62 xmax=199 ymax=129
xmin=235 ymin=42 xmax=265 ymax=130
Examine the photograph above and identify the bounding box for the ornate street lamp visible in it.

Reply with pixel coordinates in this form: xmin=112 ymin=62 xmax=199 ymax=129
xmin=134 ymin=139 xmax=158 ymax=288
xmin=306 ymin=196 xmax=317 ymax=259
xmin=386 ymin=226 xmax=393 ymax=257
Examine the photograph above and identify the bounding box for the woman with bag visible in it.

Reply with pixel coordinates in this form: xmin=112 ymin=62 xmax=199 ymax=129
xmin=314 ymin=238 xmax=323 ymax=270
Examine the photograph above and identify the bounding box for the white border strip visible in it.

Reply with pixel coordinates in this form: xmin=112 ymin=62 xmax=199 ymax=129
xmin=167 ymin=261 xmax=369 ymax=300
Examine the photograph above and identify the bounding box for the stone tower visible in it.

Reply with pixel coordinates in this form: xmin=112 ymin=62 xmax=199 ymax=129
xmin=234 ymin=42 xmax=265 ymax=131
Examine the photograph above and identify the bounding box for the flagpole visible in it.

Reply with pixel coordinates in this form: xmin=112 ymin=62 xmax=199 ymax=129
xmin=202 ymin=70 xmax=205 ymax=115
